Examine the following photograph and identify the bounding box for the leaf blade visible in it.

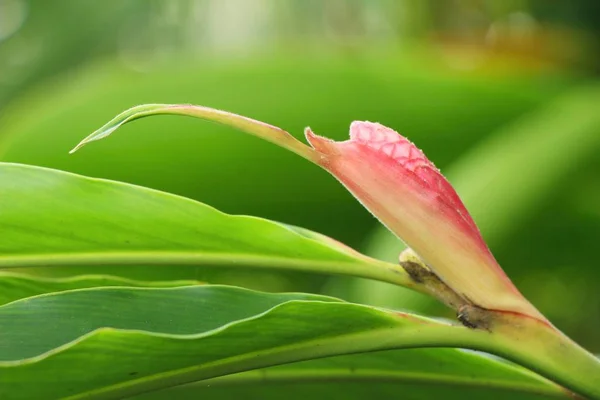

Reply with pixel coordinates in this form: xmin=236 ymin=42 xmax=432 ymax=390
xmin=0 ymin=285 xmax=565 ymax=400
xmin=69 ymin=104 xmax=319 ymax=163
xmin=0 ymin=162 xmax=413 ymax=289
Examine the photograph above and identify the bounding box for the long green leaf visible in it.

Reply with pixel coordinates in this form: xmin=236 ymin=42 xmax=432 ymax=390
xmin=135 ymin=351 xmax=564 ymax=400
xmin=69 ymin=104 xmax=319 ymax=162
xmin=0 ymin=163 xmax=413 ymax=290
xmin=0 ymin=285 xmax=564 ymax=400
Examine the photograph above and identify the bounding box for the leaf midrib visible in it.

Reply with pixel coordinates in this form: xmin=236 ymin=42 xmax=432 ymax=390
xmin=199 ymin=368 xmax=564 ymax=398
xmin=0 ymin=252 xmax=411 ymax=288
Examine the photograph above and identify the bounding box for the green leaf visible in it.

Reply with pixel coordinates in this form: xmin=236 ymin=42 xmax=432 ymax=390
xmin=0 ymin=285 xmax=564 ymax=400
xmin=0 ymin=273 xmax=201 ymax=306
xmin=69 ymin=104 xmax=319 ymax=163
xmin=0 ymin=285 xmax=339 ymax=362
xmin=0 ymin=163 xmax=412 ymax=289
xmin=135 ymin=351 xmax=565 ymax=400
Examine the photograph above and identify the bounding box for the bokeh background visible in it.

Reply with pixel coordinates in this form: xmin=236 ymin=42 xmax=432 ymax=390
xmin=0 ymin=0 xmax=598 ymax=352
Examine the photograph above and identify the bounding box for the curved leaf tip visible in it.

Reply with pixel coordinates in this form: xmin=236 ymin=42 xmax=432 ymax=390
xmin=70 ymin=104 xmax=320 ymax=163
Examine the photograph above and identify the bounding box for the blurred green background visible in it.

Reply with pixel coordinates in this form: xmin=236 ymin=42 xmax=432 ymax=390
xmin=0 ymin=0 xmax=598 ymax=353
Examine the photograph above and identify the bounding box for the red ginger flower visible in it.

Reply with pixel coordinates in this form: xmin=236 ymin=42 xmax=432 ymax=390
xmin=306 ymin=121 xmax=543 ymax=320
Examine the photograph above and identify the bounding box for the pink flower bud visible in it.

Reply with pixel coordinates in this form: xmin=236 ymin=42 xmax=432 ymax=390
xmin=306 ymin=121 xmax=543 ymax=320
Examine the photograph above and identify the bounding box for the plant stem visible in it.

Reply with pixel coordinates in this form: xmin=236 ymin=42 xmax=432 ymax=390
xmin=468 ymin=313 xmax=600 ymax=399
xmin=398 ymin=252 xmax=600 ymax=398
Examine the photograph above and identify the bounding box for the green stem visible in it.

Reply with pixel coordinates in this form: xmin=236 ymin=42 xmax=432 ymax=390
xmin=472 ymin=314 xmax=600 ymax=399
